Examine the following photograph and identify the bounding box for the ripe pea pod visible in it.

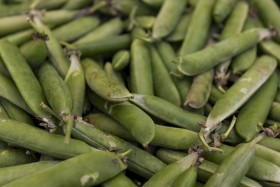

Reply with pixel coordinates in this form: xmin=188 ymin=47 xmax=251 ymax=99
xmin=235 ymin=72 xmax=278 ymax=141
xmin=213 ymin=0 xmax=238 ymax=23
xmin=130 ymin=94 xmax=203 ymax=132
xmin=101 ymin=173 xmax=137 ymax=187
xmin=143 ymin=152 xmax=199 ymax=187
xmin=152 ymin=0 xmax=188 ymax=39
xmin=82 ymin=58 xmax=132 ymax=102
xmin=176 ymin=28 xmax=275 ymax=76
xmin=112 ymin=50 xmax=130 ymax=71
xmin=171 ymin=165 xmax=197 ymax=187
xmin=260 ymin=40 xmax=280 ymax=65
xmin=0 ymin=119 xmax=97 ymax=159
xmin=72 ymin=119 xmax=166 ymax=179
xmin=0 ymin=161 xmax=58 ymax=186
xmin=1 ymin=29 xmax=33 ymax=46
xmin=150 ymin=45 xmax=181 ymax=106
xmin=3 ymin=152 xmax=127 ymax=187
xmin=104 ymin=62 xmax=125 ymax=86
xmin=0 ymin=40 xmax=50 ymax=120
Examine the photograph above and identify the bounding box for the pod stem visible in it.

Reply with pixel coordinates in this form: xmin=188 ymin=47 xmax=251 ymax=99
xmin=63 ymin=114 xmax=74 ymax=144
xmin=198 ymin=131 xmax=224 ymax=153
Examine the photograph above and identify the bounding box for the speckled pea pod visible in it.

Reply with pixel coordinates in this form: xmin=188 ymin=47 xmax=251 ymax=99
xmin=184 ymin=69 xmax=213 ymax=109
xmin=1 ymin=29 xmax=33 ymax=46
xmin=235 ymin=73 xmax=278 ymax=142
xmin=104 ymin=62 xmax=125 ymax=86
xmin=213 ymin=0 xmax=238 ymax=23
xmin=112 ymin=50 xmax=130 ymax=71
xmin=0 ymin=148 xmax=35 ymax=168
xmin=260 ymin=40 xmax=280 ymax=65
xmin=176 ymin=28 xmax=275 ymax=76
xmin=179 ymin=0 xmax=215 ymax=55
xmin=150 ymin=45 xmax=181 ymax=106
xmin=82 ymin=58 xmax=132 ymax=102
xmin=4 ymin=152 xmax=126 ymax=187
xmin=101 ymin=173 xmax=137 ymax=187
xmin=171 ymin=165 xmax=197 ymax=187
xmin=269 ymin=102 xmax=280 ymax=122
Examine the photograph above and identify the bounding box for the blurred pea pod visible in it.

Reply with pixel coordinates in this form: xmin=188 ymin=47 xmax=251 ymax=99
xmin=260 ymin=40 xmax=280 ymax=64
xmin=101 ymin=173 xmax=137 ymax=187
xmin=112 ymin=50 xmax=130 ymax=71
xmin=0 ymin=58 xmax=10 ymax=77
xmin=0 ymin=148 xmax=35 ymax=168
xmin=0 ymin=29 xmax=33 ymax=46
xmin=142 ymin=0 xmax=163 ymax=8
xmin=0 ymin=103 xmax=8 ymax=119
xmin=213 ymin=0 xmax=238 ymax=23
xmin=62 ymin=0 xmax=92 ymax=9
xmin=104 ymin=62 xmax=125 ymax=86
xmin=269 ymin=101 xmax=280 ymax=122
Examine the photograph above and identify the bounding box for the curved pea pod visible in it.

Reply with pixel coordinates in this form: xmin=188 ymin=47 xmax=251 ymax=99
xmin=62 ymin=0 xmax=92 ymax=9
xmin=255 ymin=144 xmax=280 ymax=167
xmin=108 ymin=102 xmax=155 ymax=147
xmin=179 ymin=0 xmax=215 ymax=55
xmin=150 ymin=45 xmax=181 ymax=106
xmin=20 ymin=39 xmax=48 ymax=69
xmin=135 ymin=16 xmax=155 ymax=29
xmin=269 ymin=102 xmax=280 ymax=122
xmin=0 ymin=40 xmax=50 ymax=119
xmin=0 ymin=99 xmax=34 ymax=125
xmin=74 ymin=18 xmax=124 ymax=46
xmin=64 ymin=52 xmax=85 ymax=117
xmin=104 ymin=62 xmax=125 ymax=86
xmin=171 ymin=165 xmax=197 ymax=187
xmin=202 ymin=55 xmax=277 ymax=138
xmin=152 ymin=0 xmax=188 ymax=39
xmin=142 ymin=0 xmax=163 ymax=8
xmin=112 ymin=50 xmax=130 ymax=71
xmin=82 ymin=58 xmax=132 ymax=102
xmin=184 ymin=69 xmax=213 ymax=109
xmin=0 ymin=148 xmax=35 ymax=168
xmin=176 ymin=28 xmax=275 ymax=76
xmin=130 ymin=94 xmax=204 ymax=132
xmin=4 ymin=152 xmax=126 ymax=187
xmin=213 ymin=0 xmax=238 ymax=23
xmin=101 ymin=173 xmax=137 ymax=187
xmin=72 ymin=119 xmax=166 ymax=179
xmin=235 ymin=73 xmax=278 ymax=141
xmin=0 ymin=161 xmax=58 ymax=186
xmin=143 ymin=152 xmax=199 ymax=187
xmin=253 ymin=0 xmax=280 ymax=43
xmin=53 ymin=17 xmax=100 ymax=42
xmin=260 ymin=40 xmax=280 ymax=64
xmin=2 ymin=29 xmax=33 ymax=46
xmin=0 ymin=119 xmax=97 ymax=159
xmin=258 ymin=137 xmax=280 ymax=152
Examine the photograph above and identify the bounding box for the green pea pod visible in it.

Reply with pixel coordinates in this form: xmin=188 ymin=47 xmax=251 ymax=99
xmin=108 ymin=102 xmax=155 ymax=147
xmin=0 ymin=40 xmax=50 ymax=119
xmin=0 ymin=1 xmax=30 ymax=17
xmin=0 ymin=99 xmax=34 ymax=125
xmin=152 ymin=0 xmax=188 ymax=39
xmin=202 ymin=55 xmax=277 ymax=139
xmin=130 ymin=94 xmax=204 ymax=132
xmin=64 ymin=52 xmax=85 ymax=117
xmin=0 ymin=103 xmax=8 ymax=119
xmin=255 ymin=144 xmax=280 ymax=168
xmin=135 ymin=16 xmax=156 ymax=29
xmin=35 ymin=0 xmax=67 ymax=10
xmin=4 ymin=152 xmax=126 ymax=187
xmin=184 ymin=69 xmax=213 ymax=109
xmin=101 ymin=173 xmax=137 ymax=187
xmin=143 ymin=152 xmax=199 ymax=187
xmin=142 ymin=0 xmax=163 ymax=8
xmin=235 ymin=73 xmax=278 ymax=141
xmin=171 ymin=165 xmax=197 ymax=187
xmin=0 ymin=161 xmax=58 ymax=186
xmin=2 ymin=29 xmax=33 ymax=46
xmin=74 ymin=18 xmax=124 ymax=46
xmin=62 ymin=0 xmax=92 ymax=9
xmin=0 ymin=148 xmax=35 ymax=168
xmin=0 ymin=119 xmax=97 ymax=159
xmin=176 ymin=28 xmax=275 ymax=76
xmin=112 ymin=50 xmax=130 ymax=71
xmin=269 ymin=102 xmax=280 ymax=122
xmin=150 ymin=45 xmax=181 ymax=106
xmin=209 ymin=85 xmax=223 ymax=104
xmin=72 ymin=119 xmax=166 ymax=179
xmin=213 ymin=0 xmax=238 ymax=23
xmin=53 ymin=17 xmax=100 ymax=42
xmin=260 ymin=40 xmax=280 ymax=64
xmin=104 ymin=62 xmax=125 ymax=86
xmin=82 ymin=58 xmax=132 ymax=102
xmin=180 ymin=0 xmax=215 ymax=55
xmin=20 ymin=39 xmax=48 ymax=69
xmin=258 ymin=137 xmax=280 ymax=152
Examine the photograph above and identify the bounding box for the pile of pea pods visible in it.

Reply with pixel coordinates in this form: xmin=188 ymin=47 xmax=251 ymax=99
xmin=1 ymin=0 xmax=280 ymax=186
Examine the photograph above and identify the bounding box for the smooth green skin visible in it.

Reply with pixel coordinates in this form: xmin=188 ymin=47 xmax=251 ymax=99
xmin=135 ymin=16 xmax=156 ymax=29
xmin=209 ymin=85 xmax=223 ymax=104
xmin=4 ymin=152 xmax=126 ymax=187
xmin=143 ymin=152 xmax=198 ymax=187
xmin=76 ymin=34 xmax=131 ymax=57
xmin=0 ymin=161 xmax=58 ymax=186
xmin=112 ymin=50 xmax=130 ymax=71
xmin=213 ymin=0 xmax=238 ymax=23
xmin=0 ymin=99 xmax=34 ymax=125
xmin=130 ymin=94 xmax=203 ymax=132
xmin=235 ymin=73 xmax=278 ymax=142
xmin=203 ymin=55 xmax=277 ymax=136
xmin=253 ymin=0 xmax=280 ymax=43
xmin=82 ymin=58 xmax=132 ymax=102
xmin=269 ymin=102 xmax=280 ymax=122
xmin=62 ymin=0 xmax=92 ymax=9
xmin=171 ymin=166 xmax=197 ymax=187
xmin=20 ymin=39 xmax=48 ymax=69
xmin=35 ymin=0 xmax=67 ymax=10
xmin=142 ymin=0 xmax=163 ymax=8
xmin=74 ymin=18 xmax=124 ymax=45
xmin=38 ymin=63 xmax=73 ymax=116
xmin=0 ymin=1 xmax=30 ymax=18
xmin=0 ymin=148 xmax=35 ymax=168
xmin=0 ymin=119 xmax=96 ymax=159
xmin=259 ymin=137 xmax=280 ymax=152
xmin=2 ymin=29 xmax=33 ymax=46
xmin=108 ymin=102 xmax=155 ymax=147
xmin=0 ymin=40 xmax=50 ymax=119
xmin=64 ymin=53 xmax=85 ymax=116
xmin=150 ymin=45 xmax=181 ymax=106
xmin=185 ymin=69 xmax=213 ymax=109
xmin=152 ymin=0 xmax=188 ymax=39
xmin=72 ymin=119 xmax=166 ymax=179
xmin=179 ymin=0 xmax=215 ymax=55
xmin=101 ymin=173 xmax=137 ymax=187
xmin=177 ymin=28 xmax=273 ymax=76
xmin=104 ymin=62 xmax=125 ymax=86
xmin=255 ymin=144 xmax=280 ymax=168
xmin=260 ymin=40 xmax=280 ymax=65
xmin=166 ymin=13 xmax=192 ymax=42
xmin=53 ymin=17 xmax=100 ymax=42
xmin=130 ymin=31 xmax=154 ymax=95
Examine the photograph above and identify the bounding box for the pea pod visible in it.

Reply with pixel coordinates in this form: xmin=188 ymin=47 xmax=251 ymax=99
xmin=0 ymin=148 xmax=35 ymax=168
xmin=34 ymin=0 xmax=67 ymax=10
xmin=258 ymin=137 xmax=280 ymax=152
xmin=4 ymin=152 xmax=126 ymax=187
xmin=171 ymin=165 xmax=197 ymax=187
xmin=269 ymin=102 xmax=280 ymax=122
xmin=255 ymin=144 xmax=280 ymax=167
xmin=142 ymin=0 xmax=163 ymax=8
xmin=260 ymin=40 xmax=280 ymax=64
xmin=104 ymin=62 xmax=125 ymax=86
xmin=101 ymin=173 xmax=137 ymax=187
xmin=0 ymin=103 xmax=8 ymax=119
xmin=62 ymin=0 xmax=92 ymax=9
xmin=112 ymin=50 xmax=130 ymax=71
xmin=2 ymin=29 xmax=33 ymax=46
xmin=213 ymin=0 xmax=238 ymax=23
xmin=135 ymin=16 xmax=155 ymax=29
